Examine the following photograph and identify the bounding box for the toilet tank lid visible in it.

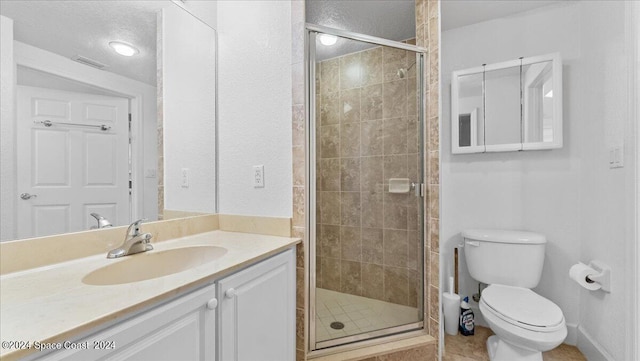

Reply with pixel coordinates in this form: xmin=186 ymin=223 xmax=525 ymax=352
xmin=462 ymin=229 xmax=546 ymax=244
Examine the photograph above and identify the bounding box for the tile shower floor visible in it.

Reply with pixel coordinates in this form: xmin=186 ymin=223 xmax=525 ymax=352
xmin=315 ymin=288 xmax=419 ymax=342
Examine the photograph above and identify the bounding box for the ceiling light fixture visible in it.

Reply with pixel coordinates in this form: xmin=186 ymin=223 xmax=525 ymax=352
xmin=544 ymin=90 xmax=553 ymax=98
xmin=319 ymin=34 xmax=337 ymax=46
xmin=109 ymin=41 xmax=139 ymax=57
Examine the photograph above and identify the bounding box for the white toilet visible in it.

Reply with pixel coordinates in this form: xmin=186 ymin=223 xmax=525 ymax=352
xmin=462 ymin=229 xmax=567 ymax=361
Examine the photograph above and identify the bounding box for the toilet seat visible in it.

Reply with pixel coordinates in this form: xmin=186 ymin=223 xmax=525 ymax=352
xmin=481 ymin=284 xmax=565 ymax=332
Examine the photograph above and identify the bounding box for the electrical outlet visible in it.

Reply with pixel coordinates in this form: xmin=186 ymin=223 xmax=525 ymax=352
xmin=181 ymin=168 xmax=189 ymax=188
xmin=609 ymin=146 xmax=624 ymax=169
xmin=253 ymin=165 xmax=264 ymax=188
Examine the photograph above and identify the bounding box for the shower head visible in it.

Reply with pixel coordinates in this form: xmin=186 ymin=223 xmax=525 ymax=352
xmin=397 ymin=61 xmax=417 ymax=78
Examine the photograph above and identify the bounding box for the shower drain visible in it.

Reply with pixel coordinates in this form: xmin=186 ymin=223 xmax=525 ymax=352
xmin=330 ymin=321 xmax=344 ymax=330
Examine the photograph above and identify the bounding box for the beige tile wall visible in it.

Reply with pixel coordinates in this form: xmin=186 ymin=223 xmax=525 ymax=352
xmin=315 ymin=41 xmax=422 ymax=308
xmin=290 ymin=2 xmax=307 ymax=360
xmin=417 ymin=0 xmax=441 ymax=359
xmin=156 ymin=11 xmax=165 ymax=220
xmin=291 ymin=1 xmax=440 ymax=360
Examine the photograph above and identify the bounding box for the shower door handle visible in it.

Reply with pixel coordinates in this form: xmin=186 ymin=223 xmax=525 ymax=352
xmin=411 ymin=183 xmax=424 ymax=197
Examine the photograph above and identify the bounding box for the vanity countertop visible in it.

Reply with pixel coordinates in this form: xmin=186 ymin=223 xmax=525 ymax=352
xmin=0 ymin=231 xmax=300 ymax=361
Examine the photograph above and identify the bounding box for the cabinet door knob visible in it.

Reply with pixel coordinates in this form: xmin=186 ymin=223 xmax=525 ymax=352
xmin=206 ymin=298 xmax=218 ymax=310
xmin=225 ymin=288 xmax=237 ymax=299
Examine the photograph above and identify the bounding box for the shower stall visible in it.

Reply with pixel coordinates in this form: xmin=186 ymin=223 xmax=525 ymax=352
xmin=306 ymin=24 xmax=427 ymax=351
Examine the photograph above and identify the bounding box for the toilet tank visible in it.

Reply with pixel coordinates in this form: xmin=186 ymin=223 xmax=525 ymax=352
xmin=462 ymin=229 xmax=547 ymax=288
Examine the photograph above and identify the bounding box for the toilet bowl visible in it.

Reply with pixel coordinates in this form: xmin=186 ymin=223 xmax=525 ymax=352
xmin=479 ymin=284 xmax=567 ymax=361
xmin=462 ymin=229 xmax=568 ymax=360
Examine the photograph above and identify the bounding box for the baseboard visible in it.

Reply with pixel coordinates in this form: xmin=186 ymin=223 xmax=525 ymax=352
xmin=577 ymin=325 xmax=614 ymax=361
xmin=565 ymin=323 xmax=578 ymax=346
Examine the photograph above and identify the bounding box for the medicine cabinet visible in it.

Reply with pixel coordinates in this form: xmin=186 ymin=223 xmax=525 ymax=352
xmin=451 ymin=53 xmax=562 ymax=154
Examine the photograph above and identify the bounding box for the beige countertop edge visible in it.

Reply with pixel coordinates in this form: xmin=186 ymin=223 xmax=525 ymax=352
xmin=0 ymin=231 xmax=301 ymax=361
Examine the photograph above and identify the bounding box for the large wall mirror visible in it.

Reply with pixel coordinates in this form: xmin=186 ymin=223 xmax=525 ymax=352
xmin=451 ymin=53 xmax=562 ymax=154
xmin=0 ymin=0 xmax=216 ymax=241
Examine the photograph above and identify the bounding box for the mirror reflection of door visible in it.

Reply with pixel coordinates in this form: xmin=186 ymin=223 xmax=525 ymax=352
xmin=16 ymin=86 xmax=130 ymax=239
xmin=458 ymin=108 xmax=478 ymax=147
xmin=457 ymin=72 xmax=484 ymax=148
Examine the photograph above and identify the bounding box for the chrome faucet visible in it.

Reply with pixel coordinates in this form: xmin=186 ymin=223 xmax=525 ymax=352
xmin=90 ymin=213 xmax=112 ymax=229
xmin=106 ymin=219 xmax=153 ymax=259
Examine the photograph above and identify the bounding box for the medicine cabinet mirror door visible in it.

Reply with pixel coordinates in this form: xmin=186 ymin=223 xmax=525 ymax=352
xmin=451 ymin=53 xmax=562 ymax=154
xmin=451 ymin=72 xmax=485 ymax=153
xmin=521 ymin=59 xmax=562 ymax=150
xmin=484 ymin=64 xmax=522 ymax=151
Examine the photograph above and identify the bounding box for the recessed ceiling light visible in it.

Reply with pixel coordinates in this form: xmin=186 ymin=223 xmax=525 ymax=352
xmin=109 ymin=41 xmax=139 ymax=57
xmin=319 ymin=34 xmax=337 ymax=46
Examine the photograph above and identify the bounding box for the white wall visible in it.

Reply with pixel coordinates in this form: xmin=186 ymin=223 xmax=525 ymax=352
xmin=217 ymin=1 xmax=292 ymax=217
xmin=0 ymin=15 xmax=15 ymax=241
xmin=162 ymin=5 xmax=217 ymax=214
xmin=635 ymin=6 xmax=640 ymax=360
xmin=442 ymin=3 xmax=634 ymax=357
xmin=576 ymin=2 xmax=635 ymax=360
xmin=442 ymin=1 xmax=582 ymax=336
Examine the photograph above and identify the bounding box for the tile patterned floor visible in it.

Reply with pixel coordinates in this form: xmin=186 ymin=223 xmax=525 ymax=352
xmin=315 ymin=288 xmax=420 ymax=342
xmin=443 ymin=326 xmax=586 ymax=361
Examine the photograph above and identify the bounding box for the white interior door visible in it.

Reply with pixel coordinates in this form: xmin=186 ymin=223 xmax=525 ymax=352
xmin=16 ymin=86 xmax=130 ymax=239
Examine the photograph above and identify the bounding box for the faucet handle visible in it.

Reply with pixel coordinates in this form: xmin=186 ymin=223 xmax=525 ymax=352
xmin=126 ymin=218 xmax=148 ymax=236
xmin=90 ymin=213 xmax=113 ymax=229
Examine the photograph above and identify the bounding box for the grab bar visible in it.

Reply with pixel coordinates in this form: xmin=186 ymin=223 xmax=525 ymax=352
xmin=34 ymin=119 xmax=111 ymax=131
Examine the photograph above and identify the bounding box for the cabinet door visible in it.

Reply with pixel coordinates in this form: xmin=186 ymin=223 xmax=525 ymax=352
xmin=218 ymin=249 xmax=295 ymax=361
xmin=38 ymin=283 xmax=217 ymax=361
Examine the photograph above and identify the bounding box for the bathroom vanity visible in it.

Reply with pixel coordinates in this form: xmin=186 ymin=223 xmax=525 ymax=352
xmin=0 ymin=227 xmax=299 ymax=361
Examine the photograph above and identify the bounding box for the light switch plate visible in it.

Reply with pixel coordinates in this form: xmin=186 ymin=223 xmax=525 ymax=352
xmin=253 ymin=165 xmax=264 ymax=188
xmin=181 ymin=168 xmax=190 ymax=188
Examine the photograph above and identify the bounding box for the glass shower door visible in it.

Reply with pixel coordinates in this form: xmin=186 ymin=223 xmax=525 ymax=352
xmin=309 ymin=28 xmax=425 ymax=350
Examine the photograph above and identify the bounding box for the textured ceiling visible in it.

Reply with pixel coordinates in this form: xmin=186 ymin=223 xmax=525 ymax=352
xmin=441 ymin=1 xmax=563 ymax=31
xmin=2 ymin=0 xmax=566 ymax=80
xmin=0 ymin=1 xmax=173 ymax=86
xmin=307 ymin=0 xmax=564 ymax=61
xmin=306 ymin=0 xmax=416 ymax=60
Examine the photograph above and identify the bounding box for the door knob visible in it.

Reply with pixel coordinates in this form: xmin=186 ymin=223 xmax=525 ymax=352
xmin=20 ymin=193 xmax=37 ymax=200
xmin=225 ymin=288 xmax=237 ymax=299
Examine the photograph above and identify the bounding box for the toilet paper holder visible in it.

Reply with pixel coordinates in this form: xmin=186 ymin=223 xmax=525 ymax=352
xmin=584 ymin=260 xmax=611 ymax=293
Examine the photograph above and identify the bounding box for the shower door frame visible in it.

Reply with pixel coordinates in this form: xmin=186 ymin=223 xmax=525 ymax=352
xmin=306 ymin=23 xmax=428 ymax=354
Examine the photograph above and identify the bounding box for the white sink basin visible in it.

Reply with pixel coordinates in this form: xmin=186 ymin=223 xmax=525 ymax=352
xmin=82 ymin=246 xmax=228 ymax=286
